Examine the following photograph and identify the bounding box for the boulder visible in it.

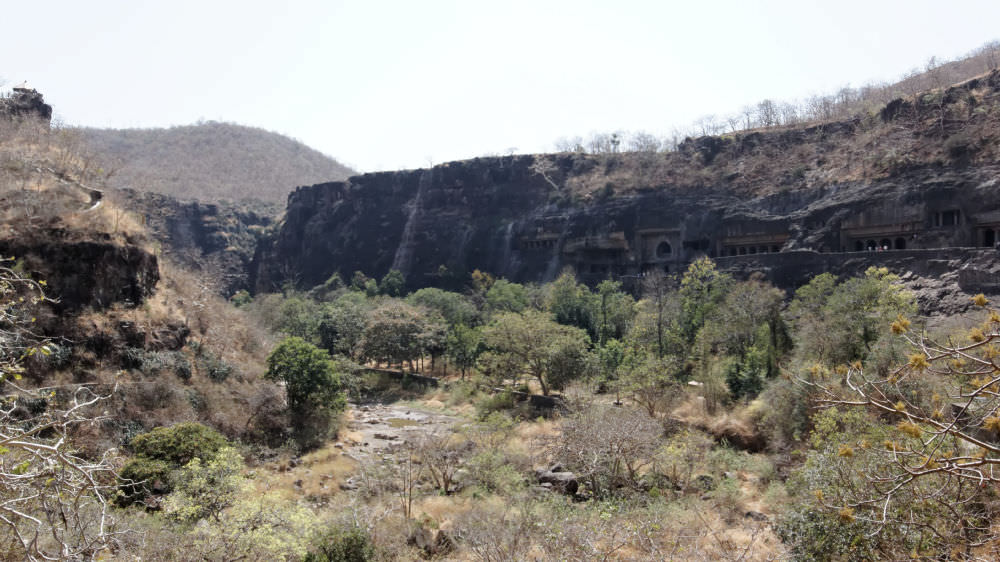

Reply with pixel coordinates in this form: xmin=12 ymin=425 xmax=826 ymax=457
xmin=536 ymin=469 xmax=579 ymax=495
xmin=409 ymin=527 xmax=455 ymax=556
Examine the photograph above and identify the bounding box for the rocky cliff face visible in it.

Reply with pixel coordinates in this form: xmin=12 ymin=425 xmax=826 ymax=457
xmin=0 ymin=88 xmax=52 ymax=124
xmin=254 ymin=72 xmax=1000 ymax=312
xmin=254 ymin=157 xmax=1000 ymax=297
xmin=0 ymin=226 xmax=158 ymax=312
xmin=253 ymin=156 xmax=558 ymax=292
xmin=119 ymin=189 xmax=275 ymax=296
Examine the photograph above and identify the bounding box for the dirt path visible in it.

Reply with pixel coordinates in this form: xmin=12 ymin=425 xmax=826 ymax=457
xmin=340 ymin=402 xmax=458 ymax=462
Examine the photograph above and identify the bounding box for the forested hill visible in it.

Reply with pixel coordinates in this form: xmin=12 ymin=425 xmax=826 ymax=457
xmin=79 ymin=121 xmax=354 ymax=205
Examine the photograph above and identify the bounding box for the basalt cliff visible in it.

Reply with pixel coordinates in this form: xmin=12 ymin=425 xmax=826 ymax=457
xmin=255 ymin=71 xmax=1000 ymax=313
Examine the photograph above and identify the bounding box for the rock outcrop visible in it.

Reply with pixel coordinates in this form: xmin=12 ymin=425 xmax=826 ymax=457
xmin=254 ymin=158 xmax=1000 ymax=312
xmin=253 ymin=71 xmax=1000 ymax=313
xmin=0 ymin=86 xmax=52 ymax=124
xmin=0 ymin=227 xmax=158 ymax=312
xmin=119 ymin=189 xmax=274 ymax=296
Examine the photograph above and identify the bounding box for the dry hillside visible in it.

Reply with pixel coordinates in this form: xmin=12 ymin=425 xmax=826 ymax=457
xmin=79 ymin=121 xmax=353 ymax=205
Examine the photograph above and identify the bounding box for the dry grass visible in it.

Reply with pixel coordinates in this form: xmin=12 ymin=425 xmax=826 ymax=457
xmin=261 ymin=442 xmax=358 ymax=502
xmin=507 ymin=418 xmax=559 ymax=459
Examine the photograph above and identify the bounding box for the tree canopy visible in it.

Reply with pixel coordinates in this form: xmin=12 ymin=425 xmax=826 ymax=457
xmin=265 ymin=337 xmax=346 ymax=449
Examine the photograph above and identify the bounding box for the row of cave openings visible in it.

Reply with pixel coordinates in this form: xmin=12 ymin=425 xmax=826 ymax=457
xmin=854 ymin=238 xmax=909 ymax=252
xmin=723 ymin=245 xmax=784 ymax=257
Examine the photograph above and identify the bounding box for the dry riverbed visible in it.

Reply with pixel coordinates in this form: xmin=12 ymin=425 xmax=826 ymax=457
xmin=339 ymin=402 xmax=459 ymax=460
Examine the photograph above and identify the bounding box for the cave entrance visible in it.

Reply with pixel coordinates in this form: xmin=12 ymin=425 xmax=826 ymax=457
xmin=866 ymin=240 xmax=877 ymax=251
xmin=656 ymin=241 xmax=672 ymax=258
xmin=984 ymin=229 xmax=996 ymax=248
xmin=894 ymin=237 xmax=906 ymax=250
xmin=879 ymin=239 xmax=891 ymax=251
xmin=854 ymin=240 xmax=864 ymax=252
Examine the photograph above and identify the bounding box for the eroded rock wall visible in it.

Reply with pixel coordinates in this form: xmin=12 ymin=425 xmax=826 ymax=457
xmin=254 ymin=155 xmax=1000 ymax=305
xmin=119 ymin=189 xmax=274 ymax=296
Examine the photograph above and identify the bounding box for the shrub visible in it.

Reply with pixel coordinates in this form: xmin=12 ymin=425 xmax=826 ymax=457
xmin=129 ymin=422 xmax=228 ymax=465
xmin=944 ymin=132 xmax=975 ymax=160
xmin=163 ymin=447 xmax=244 ymax=523
xmin=123 ymin=348 xmax=192 ymax=380
xmin=195 ymin=348 xmax=233 ymax=382
xmin=475 ymin=390 xmax=516 ymax=419
xmin=465 ymin=450 xmax=525 ymax=494
xmin=305 ymin=525 xmax=376 ymax=562
xmin=118 ymin=422 xmax=228 ymax=505
xmin=117 ymin=457 xmax=172 ymax=506
xmin=775 ymin=508 xmax=879 ymax=561
xmin=550 ymin=404 xmax=661 ymax=498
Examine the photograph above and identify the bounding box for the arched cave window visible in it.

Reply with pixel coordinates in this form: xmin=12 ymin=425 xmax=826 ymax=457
xmin=880 ymin=239 xmax=891 ymax=251
xmin=656 ymin=241 xmax=672 ymax=258
xmin=854 ymin=241 xmax=864 ymax=252
xmin=894 ymin=237 xmax=906 ymax=250
xmin=866 ymin=240 xmax=877 ymax=251
xmin=739 ymin=247 xmax=747 ymax=255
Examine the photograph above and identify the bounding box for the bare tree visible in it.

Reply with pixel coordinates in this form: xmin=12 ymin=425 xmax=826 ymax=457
xmin=982 ymin=40 xmax=1000 ymax=71
xmin=755 ymin=100 xmax=778 ymax=128
xmin=549 ymin=403 xmax=660 ymax=498
xmin=802 ymin=296 xmax=1000 ymax=552
xmin=553 ymin=136 xmax=584 ymax=153
xmin=415 ymin=430 xmax=472 ymax=495
xmin=0 ymin=260 xmax=126 ymax=560
xmin=626 ymin=131 xmax=661 ymax=153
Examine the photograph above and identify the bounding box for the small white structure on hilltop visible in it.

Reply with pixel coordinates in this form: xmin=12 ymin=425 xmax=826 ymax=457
xmin=13 ymin=81 xmax=34 ymax=92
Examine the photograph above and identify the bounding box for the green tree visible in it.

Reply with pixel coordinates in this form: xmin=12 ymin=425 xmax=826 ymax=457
xmin=700 ymin=276 xmax=788 ymax=399
xmin=594 ymin=280 xmax=636 ymax=344
xmin=485 ymin=278 xmax=530 ymax=313
xmin=789 ymin=267 xmax=915 ymax=365
xmin=350 ymin=270 xmax=370 ymax=292
xmin=407 ymin=287 xmax=479 ymax=328
xmin=677 ymin=257 xmax=731 ymax=346
xmin=480 ymin=310 xmax=592 ymax=395
xmin=359 ymin=301 xmax=445 ymax=371
xmin=620 ymin=353 xmax=683 ymax=417
xmin=446 ymin=323 xmax=483 ymax=379
xmin=546 ymin=270 xmax=596 ymax=336
xmin=305 ymin=525 xmax=376 ymax=562
xmin=265 ymin=337 xmax=346 ymax=449
xmin=229 ymin=289 xmax=252 ymax=307
xmin=276 ymin=294 xmax=322 ymax=342
xmin=318 ymin=292 xmax=372 ymax=360
xmin=633 ymin=272 xmax=682 ymax=358
xmin=363 ymin=278 xmax=379 ymax=298
xmin=162 ymin=446 xmax=322 ymax=560
xmin=164 ymin=446 xmax=244 ymax=523
xmin=379 ymin=269 xmax=406 ymax=297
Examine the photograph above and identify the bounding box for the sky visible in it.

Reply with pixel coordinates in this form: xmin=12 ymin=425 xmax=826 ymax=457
xmin=4 ymin=0 xmax=1000 ymax=172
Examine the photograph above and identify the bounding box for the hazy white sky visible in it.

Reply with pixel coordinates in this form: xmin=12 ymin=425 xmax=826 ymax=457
xmin=4 ymin=1 xmax=1000 ymax=172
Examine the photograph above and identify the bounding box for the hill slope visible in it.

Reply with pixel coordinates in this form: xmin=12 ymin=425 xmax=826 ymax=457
xmin=79 ymin=121 xmax=354 ymax=205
